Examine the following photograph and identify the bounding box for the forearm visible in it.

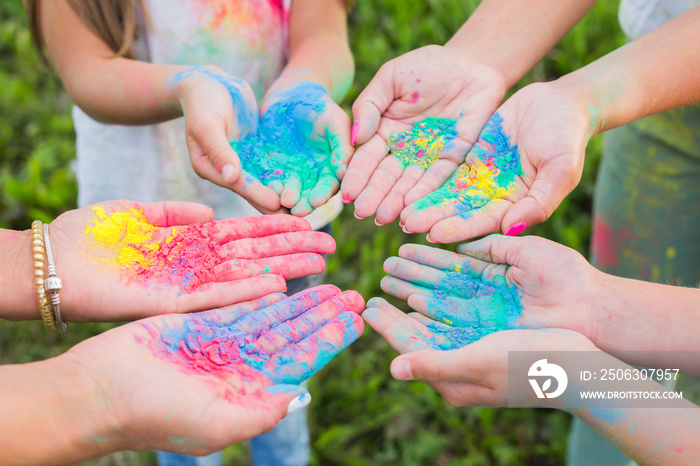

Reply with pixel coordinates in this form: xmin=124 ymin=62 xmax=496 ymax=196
xmin=0 ymin=228 xmax=39 ymax=321
xmin=0 ymin=356 xmax=120 ymax=465
xmin=554 ymin=6 xmax=700 ymax=136
xmin=276 ymin=0 xmax=354 ymax=102
xmin=591 ymin=273 xmax=700 ymax=368
xmin=445 ymin=0 xmax=598 ymax=88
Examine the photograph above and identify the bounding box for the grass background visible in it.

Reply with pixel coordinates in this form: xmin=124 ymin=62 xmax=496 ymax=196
xmin=0 ymin=1 xmax=626 ymax=464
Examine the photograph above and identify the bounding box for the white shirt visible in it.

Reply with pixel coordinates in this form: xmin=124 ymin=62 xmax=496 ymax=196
xmin=619 ymin=0 xmax=700 ymax=39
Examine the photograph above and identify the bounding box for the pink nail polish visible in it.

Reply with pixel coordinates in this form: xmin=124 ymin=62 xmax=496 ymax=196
xmin=504 ymin=221 xmax=527 ymax=236
xmin=398 ymin=221 xmax=405 ymax=228
xmin=342 ymin=194 xmax=352 ymax=204
xmin=351 ymin=121 xmax=359 ymax=146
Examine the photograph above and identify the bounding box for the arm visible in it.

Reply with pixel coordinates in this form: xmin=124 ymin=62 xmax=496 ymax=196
xmin=37 ymin=0 xmax=280 ymax=207
xmin=363 ymin=302 xmax=700 ymax=465
xmin=0 ymin=287 xmax=364 ymax=464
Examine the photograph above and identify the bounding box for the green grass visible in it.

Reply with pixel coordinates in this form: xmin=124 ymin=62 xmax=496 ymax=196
xmin=0 ymin=0 xmax=625 ymax=464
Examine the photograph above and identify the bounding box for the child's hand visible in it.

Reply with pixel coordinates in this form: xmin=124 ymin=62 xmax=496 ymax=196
xmin=380 ymin=236 xmax=603 ymax=344
xmin=47 ymin=200 xmax=336 ymax=322
xmin=399 ymin=82 xmax=588 ymax=242
xmin=233 ymin=78 xmax=353 ymax=217
xmin=172 ymin=66 xmax=282 ymax=212
xmin=363 ymin=297 xmax=595 ymax=408
xmin=64 ymin=285 xmax=364 ymax=455
xmin=342 ymin=45 xmax=507 ymax=224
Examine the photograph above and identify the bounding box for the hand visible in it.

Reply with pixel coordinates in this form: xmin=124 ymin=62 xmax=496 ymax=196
xmin=49 ymin=200 xmax=336 ymax=322
xmin=400 ymin=82 xmax=589 ymax=242
xmin=64 ymin=286 xmax=365 ymax=455
xmin=342 ymin=45 xmax=507 ymax=225
xmin=363 ymin=297 xmax=595 ymax=408
xmin=380 ymin=236 xmax=601 ymax=344
xmin=233 ymin=78 xmax=353 ymax=216
xmin=172 ymin=66 xmax=282 ymax=212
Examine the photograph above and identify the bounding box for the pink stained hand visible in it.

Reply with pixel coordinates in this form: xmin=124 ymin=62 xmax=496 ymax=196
xmin=62 ymin=286 xmax=365 ymax=455
xmin=49 ymin=200 xmax=336 ymax=322
xmin=362 ymin=297 xmax=595 ymax=408
xmin=341 ymin=45 xmax=507 ymax=225
xmin=172 ymin=66 xmax=283 ymax=213
xmin=399 ymin=82 xmax=589 ymax=243
xmin=379 ymin=236 xmax=601 ymax=342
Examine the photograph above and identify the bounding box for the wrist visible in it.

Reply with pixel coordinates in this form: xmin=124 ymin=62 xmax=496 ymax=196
xmin=0 ymin=228 xmax=38 ymax=321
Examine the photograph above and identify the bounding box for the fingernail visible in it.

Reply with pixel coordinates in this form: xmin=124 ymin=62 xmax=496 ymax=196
xmin=402 ymin=225 xmax=413 ymax=234
xmin=399 ymin=220 xmax=405 ymax=228
xmin=366 ymin=297 xmax=383 ymax=308
xmin=426 ymin=234 xmax=436 ymax=244
xmin=221 ymin=164 xmax=236 ymax=183
xmin=351 ymin=121 xmax=359 ymax=146
xmin=504 ymin=221 xmax=527 ymax=236
xmin=374 ymin=218 xmax=385 ymax=227
xmin=342 ymin=195 xmax=352 ymax=204
xmin=287 ymin=392 xmax=312 ymax=415
xmin=391 ymin=359 xmax=413 ymax=380
xmin=354 ymin=211 xmax=365 ymax=220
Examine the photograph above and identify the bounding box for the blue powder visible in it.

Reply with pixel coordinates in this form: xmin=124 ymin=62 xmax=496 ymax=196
xmin=423 ymin=264 xmax=523 ymax=350
xmin=231 ymin=82 xmax=331 ymax=191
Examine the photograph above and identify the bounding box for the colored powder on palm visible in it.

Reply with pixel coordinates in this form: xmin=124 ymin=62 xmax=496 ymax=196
xmin=388 ymin=117 xmax=457 ymax=168
xmin=137 ymin=296 xmax=361 ymax=401
xmin=231 ymin=82 xmax=329 ymax=191
xmin=426 ymin=263 xmax=523 ymax=350
xmin=85 ymin=206 xmax=222 ymax=293
xmin=414 ymin=112 xmax=522 ymax=212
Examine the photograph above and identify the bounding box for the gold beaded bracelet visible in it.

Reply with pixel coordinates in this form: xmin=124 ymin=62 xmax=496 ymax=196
xmin=31 ymin=220 xmax=57 ymax=330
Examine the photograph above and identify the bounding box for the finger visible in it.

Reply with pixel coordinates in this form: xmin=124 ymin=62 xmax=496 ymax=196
xmin=208 ymin=215 xmax=312 ymax=243
xmin=215 ymin=385 xmax=310 ymax=444
xmin=290 ymin=192 xmax=313 ymax=217
xmin=383 ymin=256 xmax=446 ymax=288
xmin=309 ymin=165 xmax=340 ymax=208
xmin=404 ymin=159 xmax=460 ymax=206
xmin=254 ymin=290 xmax=364 ymax=354
xmin=169 ymin=274 xmax=288 ymax=316
xmin=265 ymin=311 xmax=364 ymax=384
xmin=268 ymin=179 xmax=284 ymax=195
xmin=427 ymin=199 xmax=511 ymax=243
xmin=137 ymin=201 xmax=215 ymax=226
xmin=340 ymin=133 xmax=388 ymax=204
xmin=353 ymin=155 xmax=403 ymax=220
xmin=351 ymin=61 xmax=396 ymax=145
xmin=375 ymin=165 xmax=425 ymax=225
xmin=380 ymin=276 xmax=431 ymax=301
xmin=390 ymin=346 xmax=485 ymax=382
xmin=362 ymin=297 xmax=436 ymax=353
xmin=189 ymin=120 xmax=243 ymax=184
xmin=500 ymin=157 xmax=580 ymax=233
xmin=230 ymin=170 xmax=283 ymax=212
xmin=205 ymin=254 xmax=326 ymax=282
xmin=198 ymin=292 xmax=288 ymax=325
xmin=233 ymin=284 xmax=340 ymax=334
xmin=325 ymin=112 xmax=353 ymax=179
xmin=396 ymin=243 xmax=468 ymax=272
xmin=221 ymin=230 xmax=336 ymax=258
xmin=281 ymin=173 xmax=302 ymax=209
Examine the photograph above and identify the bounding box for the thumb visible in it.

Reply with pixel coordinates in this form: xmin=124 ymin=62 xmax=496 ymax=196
xmin=455 ymin=234 xmax=526 ymax=266
xmin=351 ymin=61 xmax=396 ymax=145
xmin=390 ymin=348 xmax=475 ymax=382
xmin=501 ymin=157 xmax=581 ymax=234
xmin=188 ymin=118 xmax=243 ymax=185
xmin=137 ymin=201 xmax=214 ymax=226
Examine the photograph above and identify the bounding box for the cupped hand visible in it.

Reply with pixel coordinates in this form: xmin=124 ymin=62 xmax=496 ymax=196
xmin=172 ymin=66 xmax=282 ymax=212
xmin=233 ymin=78 xmax=353 ymax=217
xmin=65 ymin=286 xmax=365 ymax=455
xmin=380 ymin=236 xmax=602 ymax=343
xmin=342 ymin=45 xmax=507 ymax=225
xmin=363 ymin=297 xmax=595 ymax=408
xmin=400 ymin=82 xmax=589 ymax=243
xmin=50 ymin=200 xmax=336 ymax=322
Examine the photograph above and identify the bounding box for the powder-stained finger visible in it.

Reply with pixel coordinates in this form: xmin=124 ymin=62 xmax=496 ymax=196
xmin=309 ymin=165 xmax=339 ymax=208
xmin=404 ymin=159 xmax=460 ymax=206
xmin=380 ymin=276 xmax=431 ymax=301
xmin=340 ymin=133 xmax=389 ymax=202
xmin=406 ymin=294 xmax=475 ymax=327
xmin=428 ymin=199 xmax=511 ymax=244
xmin=353 ymin=155 xmax=403 ymax=219
xmin=264 ymin=312 xmax=364 ymax=385
xmin=220 ymin=230 xmax=335 ymax=259
xmin=375 ymin=165 xmax=425 ymax=225
xmin=202 ymin=254 xmax=326 ymax=283
xmin=363 ymin=298 xmax=436 ymax=353
xmin=383 ymin=256 xmax=447 ymax=288
xmin=253 ymin=290 xmax=364 ymax=354
xmin=281 ymin=173 xmax=302 ymax=209
xmin=208 ymin=214 xmax=311 ymax=243
xmin=196 ymin=292 xmax=288 ymax=326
